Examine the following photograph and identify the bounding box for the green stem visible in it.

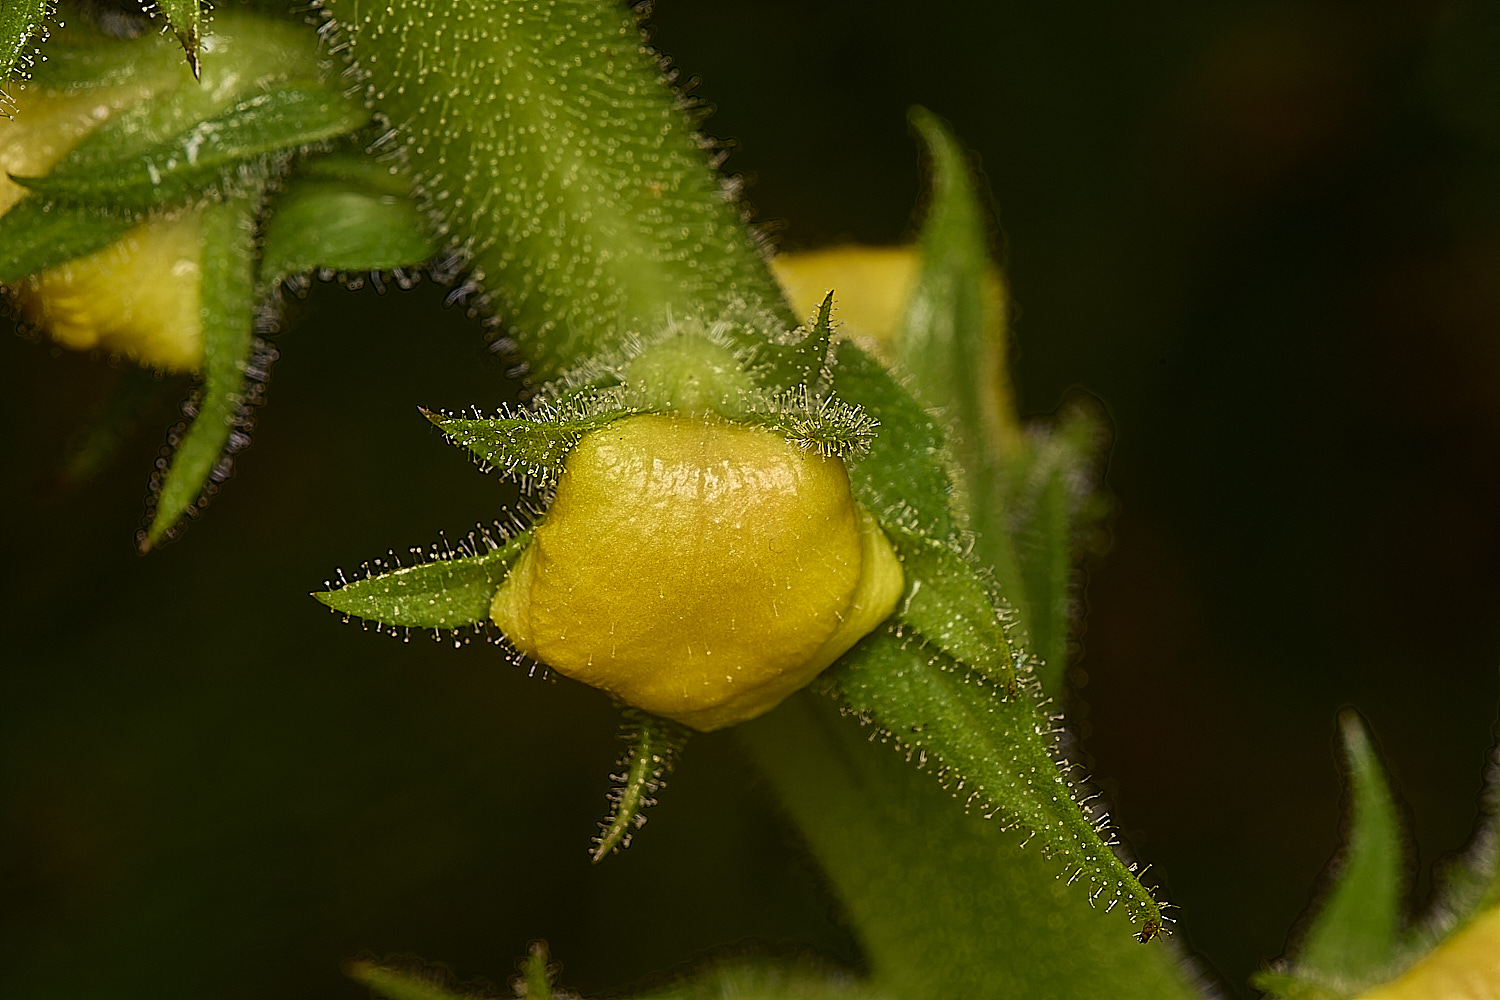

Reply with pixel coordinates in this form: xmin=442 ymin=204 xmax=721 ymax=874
xmin=321 ymin=0 xmax=795 ymax=381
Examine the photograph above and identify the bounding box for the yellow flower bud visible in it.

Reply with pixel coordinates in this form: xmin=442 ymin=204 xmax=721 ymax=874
xmin=491 ymin=413 xmax=904 ymax=731
xmin=1353 ymin=906 xmax=1500 ymax=1000
xmin=12 ymin=211 xmax=205 ymax=372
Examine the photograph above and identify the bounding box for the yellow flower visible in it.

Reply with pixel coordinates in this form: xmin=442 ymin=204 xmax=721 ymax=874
xmin=770 ymin=245 xmax=918 ymax=358
xmin=1354 ymin=906 xmax=1500 ymax=1000
xmin=2 ymin=60 xmax=205 ymax=372
xmin=491 ymin=413 xmax=904 ymax=731
xmin=11 ymin=211 xmax=206 ymax=372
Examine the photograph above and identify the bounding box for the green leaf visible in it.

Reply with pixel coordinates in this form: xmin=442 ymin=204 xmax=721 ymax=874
xmin=152 ymin=0 xmax=205 ymax=80
xmin=741 ymin=693 xmax=1201 ymax=999
xmin=1299 ymin=712 xmax=1405 ymax=978
xmin=828 ymin=629 xmax=1164 ymax=940
xmin=629 ymin=957 xmax=890 ymax=1000
xmin=883 ymin=527 xmax=1017 ymax=696
xmin=831 ymin=341 xmax=1015 ymax=692
xmin=592 ymin=709 xmax=689 ymax=862
xmin=347 ymin=961 xmax=473 ymax=1000
xmin=0 ymin=0 xmax=52 ymax=107
xmin=997 ymin=405 xmax=1109 ymax=697
xmin=423 ymin=403 xmax=627 ymax=485
xmin=832 ymin=341 xmax=956 ymax=543
xmin=316 ymin=529 xmax=533 ymax=629
xmin=16 ymin=85 xmax=369 ymax=210
xmin=260 ymin=176 xmax=439 ymax=283
xmin=897 ymin=108 xmax=1015 ymax=483
xmin=1256 ymin=711 xmax=1406 ymax=998
xmin=791 ymin=291 xmax=835 ymax=391
xmin=142 ymin=192 xmax=262 ymax=549
xmin=0 ymin=198 xmax=135 ymax=285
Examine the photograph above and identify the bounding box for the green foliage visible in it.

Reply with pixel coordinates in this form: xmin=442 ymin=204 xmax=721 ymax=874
xmin=143 ymin=191 xmax=262 ymax=547
xmin=0 ymin=199 xmax=134 ymax=284
xmin=741 ymin=694 xmax=1199 ymax=999
xmin=424 ymin=405 xmax=627 ymax=486
xmin=892 ymin=111 xmax=1106 ymax=698
xmin=1255 ymin=712 xmax=1406 ymax=999
xmin=259 ymin=163 xmax=439 ymax=282
xmin=13 ymin=6 xmax=1500 ymax=1000
xmin=316 ymin=529 xmax=533 ymax=629
xmin=830 ymin=630 xmax=1161 ymax=935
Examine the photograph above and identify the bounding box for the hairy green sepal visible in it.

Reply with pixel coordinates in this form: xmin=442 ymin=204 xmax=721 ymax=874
xmin=592 ymin=710 xmax=688 ymax=862
xmin=316 ymin=531 xmax=533 ymax=629
xmin=152 ymin=0 xmax=205 ymax=79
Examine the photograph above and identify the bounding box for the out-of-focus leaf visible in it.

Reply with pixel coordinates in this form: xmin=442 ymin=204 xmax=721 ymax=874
xmin=1256 ymin=712 xmax=1406 ymax=998
xmin=16 ymin=86 xmax=369 ymax=209
xmin=829 ymin=628 xmax=1164 ymax=940
xmin=1299 ymin=713 xmax=1405 ymax=979
xmin=142 ymin=192 xmax=261 ymax=548
xmin=998 ymin=405 xmax=1109 ymax=697
xmin=897 ymin=107 xmax=1019 ymax=470
xmin=52 ymin=366 xmax=167 ymax=489
xmin=260 ymin=177 xmax=438 ymax=282
xmin=630 ymin=956 xmax=891 ymax=1000
xmin=153 ymin=0 xmax=205 ymax=79
xmin=896 ymin=110 xmax=1025 ymax=617
xmin=592 ymin=709 xmax=688 ymax=862
xmin=316 ymin=530 xmax=533 ymax=628
xmin=0 ymin=198 xmax=135 ymax=284
xmin=347 ymin=961 xmax=473 ymax=1000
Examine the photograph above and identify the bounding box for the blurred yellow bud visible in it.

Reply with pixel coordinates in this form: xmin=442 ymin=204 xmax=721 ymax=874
xmin=0 ymin=79 xmax=168 ymax=218
xmin=11 ymin=211 xmax=205 ymax=372
xmin=1354 ymin=906 xmax=1500 ymax=1000
xmin=3 ymin=70 xmax=205 ymax=372
xmin=491 ymin=413 xmax=904 ymax=731
xmin=771 ymin=245 xmax=918 ymax=359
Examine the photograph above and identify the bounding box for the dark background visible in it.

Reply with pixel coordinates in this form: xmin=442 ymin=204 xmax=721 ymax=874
xmin=5 ymin=0 xmax=1500 ymax=996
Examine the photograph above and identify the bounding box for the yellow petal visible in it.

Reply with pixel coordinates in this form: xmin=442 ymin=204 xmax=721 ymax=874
xmin=13 ymin=211 xmax=205 ymax=372
xmin=770 ymin=245 xmax=919 ymax=358
xmin=1354 ymin=906 xmax=1500 ymax=1000
xmin=492 ymin=413 xmax=904 ymax=731
xmin=0 ymin=78 xmax=174 ymax=218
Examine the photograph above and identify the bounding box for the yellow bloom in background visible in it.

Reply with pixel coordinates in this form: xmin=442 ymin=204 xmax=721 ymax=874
xmin=771 ymin=245 xmax=918 ymax=358
xmin=3 ymin=68 xmax=205 ymax=372
xmin=492 ymin=413 xmax=904 ymax=731
xmin=11 ymin=211 xmax=205 ymax=372
xmin=773 ymin=244 xmax=1022 ymax=455
xmin=1354 ymin=907 xmax=1500 ymax=1000
xmin=0 ymin=79 xmax=168 ymax=217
